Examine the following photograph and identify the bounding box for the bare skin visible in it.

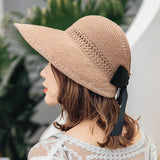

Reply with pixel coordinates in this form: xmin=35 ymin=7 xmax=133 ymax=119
xmin=40 ymin=62 xmax=59 ymax=106
xmin=64 ymin=119 xmax=107 ymax=146
xmin=40 ymin=62 xmax=141 ymax=148
xmin=63 ymin=119 xmax=141 ymax=148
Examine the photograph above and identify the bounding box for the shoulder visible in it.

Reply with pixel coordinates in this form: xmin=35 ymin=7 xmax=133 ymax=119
xmin=143 ymin=131 xmax=157 ymax=160
xmin=28 ymin=135 xmax=66 ymax=160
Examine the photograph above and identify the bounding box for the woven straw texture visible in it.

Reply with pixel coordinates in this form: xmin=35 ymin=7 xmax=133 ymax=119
xmin=14 ymin=15 xmax=131 ymax=98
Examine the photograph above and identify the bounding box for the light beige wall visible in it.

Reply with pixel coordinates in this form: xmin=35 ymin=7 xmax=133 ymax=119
xmin=126 ymin=0 xmax=160 ymax=157
xmin=3 ymin=0 xmax=47 ymax=14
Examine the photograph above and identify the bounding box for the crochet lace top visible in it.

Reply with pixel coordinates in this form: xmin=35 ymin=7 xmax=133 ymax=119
xmin=28 ymin=130 xmax=157 ymax=160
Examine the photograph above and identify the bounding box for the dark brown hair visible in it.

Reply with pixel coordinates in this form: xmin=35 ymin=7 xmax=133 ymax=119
xmin=50 ymin=63 xmax=141 ymax=150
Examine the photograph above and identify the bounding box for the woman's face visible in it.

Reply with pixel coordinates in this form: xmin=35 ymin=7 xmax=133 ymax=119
xmin=40 ymin=62 xmax=59 ymax=106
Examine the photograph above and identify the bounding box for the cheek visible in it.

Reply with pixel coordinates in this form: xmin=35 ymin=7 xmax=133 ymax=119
xmin=47 ymin=75 xmax=59 ymax=96
xmin=50 ymin=83 xmax=58 ymax=95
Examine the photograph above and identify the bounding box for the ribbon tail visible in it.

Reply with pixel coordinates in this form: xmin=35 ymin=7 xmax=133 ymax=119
xmin=110 ymin=86 xmax=128 ymax=136
xmin=116 ymin=87 xmax=124 ymax=105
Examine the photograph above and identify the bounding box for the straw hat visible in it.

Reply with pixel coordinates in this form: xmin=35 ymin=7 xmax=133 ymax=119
xmin=14 ymin=15 xmax=131 ymax=136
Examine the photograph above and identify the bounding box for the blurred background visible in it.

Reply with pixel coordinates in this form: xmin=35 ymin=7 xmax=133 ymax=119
xmin=0 ymin=0 xmax=159 ymax=159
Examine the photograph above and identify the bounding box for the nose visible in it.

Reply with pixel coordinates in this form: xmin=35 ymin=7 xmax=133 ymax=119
xmin=40 ymin=63 xmax=50 ymax=78
xmin=40 ymin=69 xmax=46 ymax=78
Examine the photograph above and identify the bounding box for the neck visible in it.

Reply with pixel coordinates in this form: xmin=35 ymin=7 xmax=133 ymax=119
xmin=64 ymin=119 xmax=141 ymax=147
xmin=64 ymin=119 xmax=106 ymax=146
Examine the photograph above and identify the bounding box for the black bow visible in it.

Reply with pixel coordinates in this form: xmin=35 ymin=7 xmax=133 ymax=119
xmin=109 ymin=65 xmax=130 ymax=136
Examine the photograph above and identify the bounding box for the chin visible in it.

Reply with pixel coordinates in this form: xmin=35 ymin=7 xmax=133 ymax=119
xmin=44 ymin=95 xmax=58 ymax=106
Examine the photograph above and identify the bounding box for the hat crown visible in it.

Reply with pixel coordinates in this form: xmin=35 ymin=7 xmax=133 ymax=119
xmin=66 ymin=15 xmax=131 ymax=78
xmin=14 ymin=15 xmax=131 ymax=98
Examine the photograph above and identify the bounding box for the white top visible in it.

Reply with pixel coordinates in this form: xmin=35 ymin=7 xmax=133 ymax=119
xmin=28 ymin=130 xmax=157 ymax=160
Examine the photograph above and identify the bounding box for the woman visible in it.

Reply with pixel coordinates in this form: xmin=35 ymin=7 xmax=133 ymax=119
xmin=14 ymin=15 xmax=157 ymax=160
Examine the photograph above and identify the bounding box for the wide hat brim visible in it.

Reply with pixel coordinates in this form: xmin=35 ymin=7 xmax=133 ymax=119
xmin=14 ymin=23 xmax=117 ymax=98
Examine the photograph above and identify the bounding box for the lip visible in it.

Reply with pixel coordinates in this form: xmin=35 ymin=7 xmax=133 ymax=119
xmin=42 ymin=83 xmax=47 ymax=89
xmin=43 ymin=88 xmax=48 ymax=93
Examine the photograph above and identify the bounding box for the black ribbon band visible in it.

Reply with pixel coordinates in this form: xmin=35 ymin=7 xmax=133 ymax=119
xmin=109 ymin=65 xmax=130 ymax=136
xmin=110 ymin=86 xmax=128 ymax=136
